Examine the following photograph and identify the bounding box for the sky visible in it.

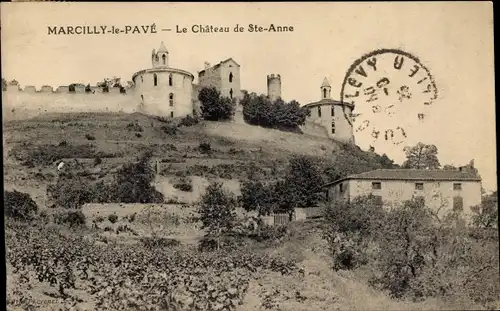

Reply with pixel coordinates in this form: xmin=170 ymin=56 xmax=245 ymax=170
xmin=1 ymin=2 xmax=497 ymax=191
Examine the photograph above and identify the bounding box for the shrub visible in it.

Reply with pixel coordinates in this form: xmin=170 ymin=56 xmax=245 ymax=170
xmin=126 ymin=122 xmax=143 ymax=132
xmin=94 ymin=156 xmax=102 ymax=166
xmin=54 ymin=210 xmax=86 ymax=227
xmin=140 ymin=237 xmax=181 ymax=248
xmin=135 ymin=132 xmax=142 ymax=138
xmin=179 ymin=115 xmax=199 ymax=127
xmin=161 ymin=124 xmax=178 ymax=136
xmin=173 ymin=182 xmax=193 ymax=192
xmin=85 ymin=134 xmax=96 ymax=141
xmin=94 ymin=216 xmax=105 ymax=223
xmin=198 ymin=142 xmax=211 ymax=154
xmin=4 ymin=190 xmax=38 ymax=221
xmin=108 ymin=214 xmax=118 ymax=224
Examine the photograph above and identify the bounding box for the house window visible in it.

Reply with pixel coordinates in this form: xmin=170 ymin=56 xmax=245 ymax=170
xmin=230 ymin=88 xmax=233 ymax=98
xmin=331 ymin=121 xmax=336 ymax=134
xmin=372 ymin=182 xmax=382 ymax=190
xmin=153 ymin=73 xmax=158 ymax=86
xmin=453 ymin=196 xmax=464 ymax=212
xmin=415 ymin=182 xmax=424 ymax=190
xmin=318 ymin=106 xmax=321 ymax=117
xmin=162 ymin=54 xmax=166 ymax=65
xmin=169 ymin=93 xmax=174 ymax=106
xmin=453 ymin=183 xmax=462 ymax=191
xmin=331 ymin=105 xmax=335 ymax=117
xmin=170 ymin=111 xmax=174 ymax=118
xmin=169 ymin=74 xmax=173 ymax=86
xmin=229 ymin=72 xmax=233 ymax=83
xmin=374 ymin=195 xmax=383 ymax=206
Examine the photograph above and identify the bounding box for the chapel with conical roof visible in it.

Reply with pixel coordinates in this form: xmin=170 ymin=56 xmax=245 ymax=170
xmin=302 ymin=77 xmax=355 ymax=144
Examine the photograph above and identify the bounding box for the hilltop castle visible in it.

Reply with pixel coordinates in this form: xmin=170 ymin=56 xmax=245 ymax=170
xmin=3 ymin=41 xmax=354 ymax=144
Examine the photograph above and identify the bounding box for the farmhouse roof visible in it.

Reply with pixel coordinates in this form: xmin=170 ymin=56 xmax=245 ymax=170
xmin=198 ymin=58 xmax=240 ymax=74
xmin=303 ymin=98 xmax=354 ymax=109
xmin=324 ymin=169 xmax=482 ymax=187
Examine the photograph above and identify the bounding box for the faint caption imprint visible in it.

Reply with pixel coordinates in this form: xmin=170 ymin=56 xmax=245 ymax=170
xmin=340 ymin=49 xmax=438 ymax=146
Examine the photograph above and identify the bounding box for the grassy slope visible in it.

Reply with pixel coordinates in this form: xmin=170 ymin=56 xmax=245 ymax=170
xmin=4 ymin=112 xmax=470 ymax=310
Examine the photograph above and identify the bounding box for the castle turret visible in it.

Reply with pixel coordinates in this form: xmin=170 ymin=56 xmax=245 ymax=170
xmin=152 ymin=42 xmax=169 ymax=67
xmin=267 ymin=74 xmax=281 ymax=102
xmin=321 ymin=77 xmax=331 ymax=99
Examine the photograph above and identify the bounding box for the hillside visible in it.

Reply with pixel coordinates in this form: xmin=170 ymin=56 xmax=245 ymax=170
xmin=3 ymin=111 xmax=353 ymax=206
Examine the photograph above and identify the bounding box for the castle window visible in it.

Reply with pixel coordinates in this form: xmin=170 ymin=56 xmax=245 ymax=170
xmin=141 ymin=75 xmax=143 ymax=83
xmin=323 ymin=88 xmax=327 ymax=99
xmin=162 ymin=54 xmax=166 ymax=65
xmin=230 ymin=88 xmax=233 ymax=98
xmin=154 ymin=73 xmax=158 ymax=86
xmin=317 ymin=106 xmax=321 ymax=117
xmin=169 ymin=93 xmax=174 ymax=106
xmin=170 ymin=111 xmax=174 ymax=118
xmin=141 ymin=94 xmax=144 ymax=102
xmin=331 ymin=105 xmax=335 ymax=117
xmin=169 ymin=74 xmax=173 ymax=86
xmin=331 ymin=121 xmax=335 ymax=134
xmin=229 ymin=72 xmax=233 ymax=83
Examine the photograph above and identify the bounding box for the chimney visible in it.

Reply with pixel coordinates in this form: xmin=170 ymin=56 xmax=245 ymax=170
xmin=204 ymin=62 xmax=211 ymax=70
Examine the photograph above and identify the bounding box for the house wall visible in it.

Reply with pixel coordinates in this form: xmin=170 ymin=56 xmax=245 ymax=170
xmin=327 ymin=179 xmax=482 ymax=222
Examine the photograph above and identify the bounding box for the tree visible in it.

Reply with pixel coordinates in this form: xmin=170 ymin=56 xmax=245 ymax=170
xmin=198 ymin=87 xmax=235 ymax=121
xmin=402 ymin=142 xmax=441 ymax=169
xmin=275 ymin=155 xmax=324 ymax=216
xmin=471 ymin=191 xmax=498 ymax=228
xmin=198 ymin=182 xmax=237 ymax=250
xmin=241 ymin=91 xmax=309 ymax=131
xmin=2 ymin=78 xmax=7 ymax=91
xmin=442 ymin=164 xmax=457 ymax=170
xmin=240 ymin=180 xmax=275 ymax=216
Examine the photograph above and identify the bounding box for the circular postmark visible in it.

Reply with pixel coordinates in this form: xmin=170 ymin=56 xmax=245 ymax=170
xmin=340 ymin=49 xmax=438 ymax=146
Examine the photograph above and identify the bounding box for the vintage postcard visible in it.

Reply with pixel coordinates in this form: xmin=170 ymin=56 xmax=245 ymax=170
xmin=2 ymin=2 xmax=497 ymax=311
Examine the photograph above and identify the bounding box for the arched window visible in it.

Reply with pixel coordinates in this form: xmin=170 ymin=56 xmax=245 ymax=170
xmin=154 ymin=73 xmax=158 ymax=86
xmin=229 ymin=88 xmax=233 ymax=98
xmin=331 ymin=105 xmax=335 ymax=117
xmin=141 ymin=75 xmax=143 ymax=83
xmin=170 ymin=111 xmax=174 ymax=118
xmin=331 ymin=121 xmax=336 ymax=134
xmin=162 ymin=54 xmax=166 ymax=65
xmin=323 ymin=88 xmax=327 ymax=98
xmin=169 ymin=93 xmax=174 ymax=106
xmin=318 ymin=106 xmax=321 ymax=117
xmin=141 ymin=94 xmax=144 ymax=102
xmin=169 ymin=74 xmax=173 ymax=86
xmin=229 ymin=72 xmax=233 ymax=83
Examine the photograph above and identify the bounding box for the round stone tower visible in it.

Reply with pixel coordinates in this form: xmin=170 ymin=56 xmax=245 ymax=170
xmin=267 ymin=74 xmax=282 ymax=102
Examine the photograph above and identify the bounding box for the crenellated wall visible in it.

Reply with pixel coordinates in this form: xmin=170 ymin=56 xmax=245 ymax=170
xmin=2 ymin=87 xmax=146 ymax=120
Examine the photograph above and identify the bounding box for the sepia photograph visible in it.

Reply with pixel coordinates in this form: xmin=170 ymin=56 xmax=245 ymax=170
xmin=2 ymin=2 xmax=498 ymax=310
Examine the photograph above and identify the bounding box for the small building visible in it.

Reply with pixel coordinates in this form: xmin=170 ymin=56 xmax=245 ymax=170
xmin=303 ymin=78 xmax=355 ymax=144
xmin=324 ymin=169 xmax=482 ymax=221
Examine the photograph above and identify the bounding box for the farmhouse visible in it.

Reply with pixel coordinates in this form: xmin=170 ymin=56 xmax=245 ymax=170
xmin=324 ymin=168 xmax=482 ymax=221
